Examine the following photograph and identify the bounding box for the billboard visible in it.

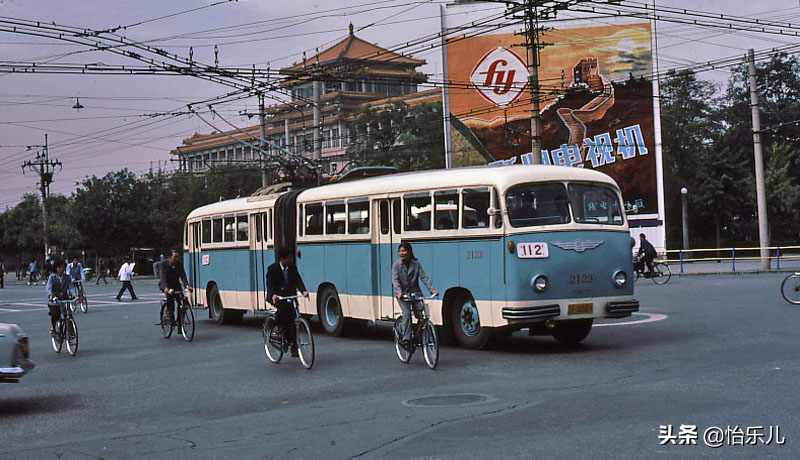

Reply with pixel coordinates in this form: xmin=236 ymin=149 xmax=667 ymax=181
xmin=443 ymin=18 xmax=664 ymax=241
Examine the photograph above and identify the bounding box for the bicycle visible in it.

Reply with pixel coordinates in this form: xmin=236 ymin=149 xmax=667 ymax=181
xmin=393 ymin=293 xmax=439 ymax=370
xmin=781 ymin=272 xmax=800 ymax=304
xmin=633 ymin=256 xmax=671 ymax=285
xmin=263 ymin=294 xmax=314 ymax=369
xmin=158 ymin=289 xmax=195 ymax=341
xmin=72 ymin=280 xmax=88 ymax=313
xmin=50 ymin=298 xmax=79 ymax=356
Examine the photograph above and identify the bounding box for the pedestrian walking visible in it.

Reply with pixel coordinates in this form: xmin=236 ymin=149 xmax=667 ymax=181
xmin=0 ymin=258 xmax=6 ymax=288
xmin=28 ymin=260 xmax=38 ymax=285
xmin=116 ymin=257 xmax=138 ymax=301
xmin=95 ymin=257 xmax=109 ymax=285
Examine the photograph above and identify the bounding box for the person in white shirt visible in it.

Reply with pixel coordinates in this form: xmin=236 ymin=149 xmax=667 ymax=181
xmin=116 ymin=257 xmax=138 ymax=301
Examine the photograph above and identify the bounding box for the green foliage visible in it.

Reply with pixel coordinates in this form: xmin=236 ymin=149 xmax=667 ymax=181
xmin=346 ymin=101 xmax=445 ymax=171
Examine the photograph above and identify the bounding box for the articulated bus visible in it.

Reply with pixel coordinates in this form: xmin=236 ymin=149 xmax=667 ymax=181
xmin=183 ymin=166 xmax=639 ymax=349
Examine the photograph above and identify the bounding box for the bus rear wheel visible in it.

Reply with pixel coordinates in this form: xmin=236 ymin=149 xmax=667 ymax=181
xmin=318 ymin=286 xmax=346 ymax=336
xmin=208 ymin=285 xmax=242 ymax=325
xmin=450 ymin=294 xmax=490 ymax=349
xmin=551 ymin=319 xmax=593 ymax=345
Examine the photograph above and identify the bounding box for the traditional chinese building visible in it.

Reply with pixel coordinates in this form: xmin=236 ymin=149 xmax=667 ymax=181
xmin=172 ymin=24 xmax=436 ymax=176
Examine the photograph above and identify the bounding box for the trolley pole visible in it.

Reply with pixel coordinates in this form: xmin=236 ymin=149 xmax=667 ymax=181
xmin=21 ymin=134 xmax=62 ymax=261
xmin=747 ymin=49 xmax=770 ymax=270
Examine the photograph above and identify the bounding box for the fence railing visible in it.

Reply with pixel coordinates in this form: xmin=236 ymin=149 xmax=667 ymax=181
xmin=661 ymin=246 xmax=800 ymax=273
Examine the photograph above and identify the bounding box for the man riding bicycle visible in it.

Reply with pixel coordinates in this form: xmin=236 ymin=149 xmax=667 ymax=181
xmin=636 ymin=233 xmax=657 ymax=276
xmin=391 ymin=242 xmax=438 ymax=348
xmin=159 ymin=249 xmax=192 ymax=325
xmin=266 ymin=248 xmax=308 ymax=357
xmin=46 ymin=260 xmax=76 ymax=333
xmin=66 ymin=257 xmax=85 ymax=291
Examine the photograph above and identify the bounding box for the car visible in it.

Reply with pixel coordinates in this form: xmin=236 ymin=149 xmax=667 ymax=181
xmin=0 ymin=323 xmax=34 ymax=382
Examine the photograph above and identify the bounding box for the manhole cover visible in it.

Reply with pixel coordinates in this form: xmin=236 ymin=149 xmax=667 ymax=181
xmin=403 ymin=394 xmax=494 ymax=407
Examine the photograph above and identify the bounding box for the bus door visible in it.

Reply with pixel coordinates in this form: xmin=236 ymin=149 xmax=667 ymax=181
xmin=250 ymin=212 xmax=268 ymax=311
xmin=190 ymin=222 xmax=202 ymax=307
xmin=376 ymin=199 xmax=399 ymax=320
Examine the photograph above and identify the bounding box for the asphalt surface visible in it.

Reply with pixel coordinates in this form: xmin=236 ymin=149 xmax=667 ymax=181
xmin=1 ymin=274 xmax=799 ymax=459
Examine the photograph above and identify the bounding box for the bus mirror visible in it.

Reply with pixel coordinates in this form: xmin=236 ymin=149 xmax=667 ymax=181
xmin=487 ymin=207 xmax=500 ymax=216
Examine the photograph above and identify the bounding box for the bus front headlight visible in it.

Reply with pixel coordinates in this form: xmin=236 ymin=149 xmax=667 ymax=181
xmin=613 ymin=270 xmax=627 ymax=287
xmin=532 ymin=275 xmax=548 ymax=292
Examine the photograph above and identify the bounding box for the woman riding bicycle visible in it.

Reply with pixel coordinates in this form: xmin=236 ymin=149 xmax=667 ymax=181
xmin=391 ymin=242 xmax=438 ymax=348
xmin=46 ymin=260 xmax=76 ymax=333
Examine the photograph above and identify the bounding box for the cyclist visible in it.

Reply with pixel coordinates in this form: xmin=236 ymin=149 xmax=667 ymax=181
xmin=46 ymin=259 xmax=76 ymax=333
xmin=66 ymin=257 xmax=85 ymax=294
xmin=636 ymin=233 xmax=657 ymax=276
xmin=158 ymin=249 xmax=192 ymax=325
xmin=391 ymin=242 xmax=437 ymax=348
xmin=266 ymin=248 xmax=308 ymax=357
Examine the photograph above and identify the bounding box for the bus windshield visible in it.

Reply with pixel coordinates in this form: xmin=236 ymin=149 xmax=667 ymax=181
xmin=568 ymin=183 xmax=624 ymax=225
xmin=506 ymin=183 xmax=570 ymax=227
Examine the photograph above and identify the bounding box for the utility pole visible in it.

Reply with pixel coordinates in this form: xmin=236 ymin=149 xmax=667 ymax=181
xmin=747 ymin=48 xmax=770 ymax=270
xmin=258 ymin=92 xmax=269 ymax=187
xmin=523 ymin=0 xmax=545 ymax=163
xmin=21 ymin=134 xmax=62 ymax=261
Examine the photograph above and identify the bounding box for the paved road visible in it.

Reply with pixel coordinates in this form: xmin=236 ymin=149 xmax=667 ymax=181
xmin=1 ymin=275 xmax=798 ymax=459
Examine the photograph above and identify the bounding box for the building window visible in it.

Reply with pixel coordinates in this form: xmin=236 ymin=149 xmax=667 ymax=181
xmin=331 ymin=128 xmax=340 ymax=148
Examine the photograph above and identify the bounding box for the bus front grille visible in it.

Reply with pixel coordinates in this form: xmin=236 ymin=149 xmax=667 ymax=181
xmin=502 ymin=304 xmax=561 ymax=320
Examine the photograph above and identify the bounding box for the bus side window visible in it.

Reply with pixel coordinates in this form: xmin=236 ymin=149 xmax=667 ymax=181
xmin=212 ymin=217 xmax=223 ymax=243
xmin=348 ymin=200 xmax=370 ymax=234
xmin=255 ymin=213 xmax=262 ymax=243
xmin=462 ymin=188 xmax=490 ymax=229
xmin=202 ymin=220 xmax=212 ymax=244
xmin=392 ymin=199 xmax=401 ymax=234
xmin=404 ymin=192 xmax=431 ymax=231
xmin=237 ymin=215 xmax=249 ymax=242
xmin=305 ymin=204 xmax=323 ymax=235
xmin=379 ymin=201 xmax=389 ymax=235
xmin=267 ymin=210 xmax=273 ymax=241
xmin=326 ymin=202 xmax=346 ymax=235
xmin=224 ymin=217 xmax=236 ymax=242
xmin=434 ymin=190 xmax=458 ymax=230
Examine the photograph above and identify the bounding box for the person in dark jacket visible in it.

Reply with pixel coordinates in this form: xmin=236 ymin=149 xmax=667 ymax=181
xmin=391 ymin=242 xmax=437 ymax=347
xmin=46 ymin=260 xmax=76 ymax=333
xmin=637 ymin=233 xmax=657 ymax=275
xmin=159 ymin=249 xmax=192 ymax=324
xmin=266 ymin=248 xmax=307 ymax=356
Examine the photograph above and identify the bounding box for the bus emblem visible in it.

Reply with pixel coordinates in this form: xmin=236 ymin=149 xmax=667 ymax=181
xmin=552 ymin=240 xmax=604 ymax=253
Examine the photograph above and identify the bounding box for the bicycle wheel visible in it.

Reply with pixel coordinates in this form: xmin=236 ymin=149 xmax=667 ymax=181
xmin=652 ymin=262 xmax=671 ymax=285
xmin=781 ymin=274 xmax=800 ymax=305
xmin=393 ymin=318 xmax=412 ymax=363
xmin=634 ymin=269 xmax=641 ymax=282
xmin=160 ymin=303 xmax=173 ymax=339
xmin=180 ymin=300 xmax=195 ymax=342
xmin=79 ymin=291 xmax=88 ymax=313
xmin=421 ymin=322 xmax=439 ymax=370
xmin=263 ymin=316 xmax=283 ymax=363
xmin=51 ymin=319 xmax=64 ymax=353
xmin=66 ymin=318 xmax=78 ymax=356
xmin=296 ymin=318 xmax=315 ymax=370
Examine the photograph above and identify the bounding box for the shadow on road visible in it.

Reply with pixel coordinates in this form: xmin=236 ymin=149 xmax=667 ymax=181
xmin=0 ymin=394 xmax=82 ymax=417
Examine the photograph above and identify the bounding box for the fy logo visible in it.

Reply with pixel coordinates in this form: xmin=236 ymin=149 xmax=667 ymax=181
xmin=469 ymin=47 xmax=529 ymax=107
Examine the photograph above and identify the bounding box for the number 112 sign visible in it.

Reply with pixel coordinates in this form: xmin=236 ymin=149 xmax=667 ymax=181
xmin=516 ymin=242 xmax=549 ymax=259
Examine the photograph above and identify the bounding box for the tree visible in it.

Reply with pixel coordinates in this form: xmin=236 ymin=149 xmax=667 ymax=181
xmin=346 ymin=101 xmax=445 ymax=171
xmin=0 ymin=194 xmax=43 ymax=258
xmin=71 ymin=170 xmax=152 ymax=255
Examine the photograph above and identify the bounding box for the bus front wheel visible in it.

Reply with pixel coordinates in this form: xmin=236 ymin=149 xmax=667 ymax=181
xmin=551 ymin=319 xmax=593 ymax=345
xmin=318 ymin=286 xmax=346 ymax=336
xmin=450 ymin=294 xmax=490 ymax=349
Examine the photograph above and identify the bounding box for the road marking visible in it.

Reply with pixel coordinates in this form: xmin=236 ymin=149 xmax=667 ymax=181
xmin=594 ymin=312 xmax=668 ymax=327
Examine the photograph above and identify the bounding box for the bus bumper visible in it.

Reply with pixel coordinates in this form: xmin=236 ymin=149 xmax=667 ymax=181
xmin=604 ymin=300 xmax=640 ymax=318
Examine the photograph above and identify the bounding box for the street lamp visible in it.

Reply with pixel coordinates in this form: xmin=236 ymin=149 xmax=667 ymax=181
xmin=680 ymin=187 xmax=689 ymax=251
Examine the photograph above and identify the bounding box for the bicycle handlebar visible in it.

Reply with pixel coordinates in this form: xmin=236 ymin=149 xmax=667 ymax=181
xmin=399 ymin=293 xmax=439 ymax=302
xmin=275 ymin=294 xmax=309 ymax=301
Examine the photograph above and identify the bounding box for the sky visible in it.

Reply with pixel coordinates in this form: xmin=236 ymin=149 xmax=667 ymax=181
xmin=1 ymin=0 xmax=799 ymax=209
